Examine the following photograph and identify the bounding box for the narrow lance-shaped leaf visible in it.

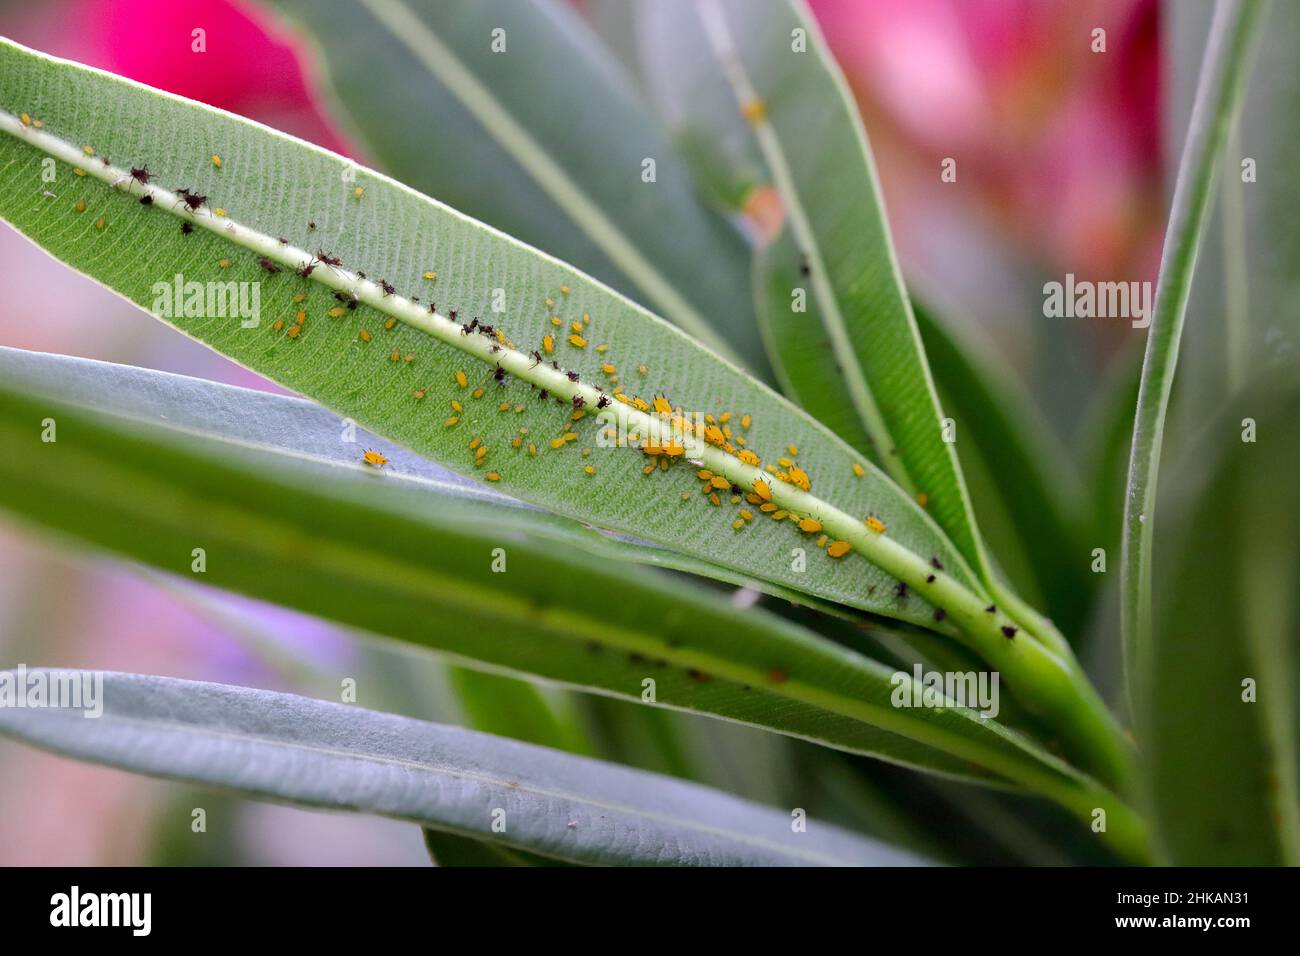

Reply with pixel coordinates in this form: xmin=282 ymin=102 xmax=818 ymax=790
xmin=0 ymin=670 xmax=923 ymax=866
xmin=635 ymin=0 xmax=1067 ymax=656
xmin=0 ymin=40 xmax=1130 ymax=791
xmin=0 ymin=348 xmax=1154 ymax=839
xmin=260 ymin=0 xmax=769 ymax=376
xmin=1120 ymin=0 xmax=1265 ymax=690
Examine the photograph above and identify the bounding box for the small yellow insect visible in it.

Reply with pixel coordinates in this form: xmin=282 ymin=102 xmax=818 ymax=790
xmin=798 ymin=517 xmax=822 ymax=534
xmin=362 ymin=449 xmax=389 ymax=468
xmin=211 ymin=154 xmax=222 ymax=168
xmin=915 ymin=492 xmax=929 ymax=508
xmin=485 ymin=471 xmax=502 ymax=482
xmin=753 ymin=479 xmax=772 ymax=501
xmin=358 ymin=328 xmax=371 ymax=342
xmin=423 ymin=271 xmax=437 ymax=281
xmin=455 ymin=370 xmax=468 ymax=388
xmin=865 ymin=514 xmax=887 ymax=535
xmin=827 ymin=540 xmax=852 ymax=559
xmin=353 ymin=186 xmax=365 ymax=199
xmin=568 ymin=333 xmax=588 ymax=349
xmin=542 ymin=334 xmax=554 ymax=354
xmin=852 ymin=463 xmax=865 ymax=477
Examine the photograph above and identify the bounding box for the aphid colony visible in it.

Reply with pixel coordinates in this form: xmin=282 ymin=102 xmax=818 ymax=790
xmin=62 ymin=134 xmax=948 ymax=610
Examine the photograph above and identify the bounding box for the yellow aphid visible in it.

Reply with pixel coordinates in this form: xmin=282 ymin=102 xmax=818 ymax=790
xmin=595 ymin=343 xmax=609 ymax=353
xmin=709 ymin=492 xmax=721 ymax=506
xmin=33 ymin=119 xmax=43 ymax=128
xmin=681 ymin=491 xmax=693 ymax=501
xmin=737 ymin=450 xmax=760 ymax=467
xmin=450 ymin=400 xmax=463 ymax=412
xmin=390 ymin=350 xmax=401 ymax=362
xmin=384 ymin=318 xmax=397 ymax=330
xmin=455 ymin=370 xmax=468 ymax=388
xmin=753 ymin=479 xmax=772 ymax=501
xmin=562 ymin=432 xmax=578 ymax=443
xmin=217 ymin=257 xmax=231 ymax=268
xmin=572 ymin=410 xmax=586 ymax=421
xmin=631 ymin=396 xmax=649 ymax=412
xmin=550 ymin=437 xmax=566 ymax=450
xmin=787 ymin=466 xmax=811 ymax=491
xmin=362 ymin=449 xmax=389 ymax=468
xmin=211 ymin=154 xmax=222 ymax=168
xmin=546 ymin=297 xmax=555 ymax=308
xmin=214 ymin=208 xmax=227 ymax=217
xmin=816 ymin=534 xmax=828 ymax=548
xmin=423 ymin=271 xmax=437 ymax=281
xmin=916 ymin=492 xmax=929 ymax=508
xmin=584 ymin=465 xmax=596 ymax=476
xmin=568 ymin=333 xmax=588 ymax=349
xmin=652 ymin=396 xmax=672 ymax=415
xmin=570 ymin=321 xmax=583 ymax=333
xmin=414 ymin=389 xmax=427 ymax=400
xmin=643 ymin=464 xmax=655 ymax=475
xmin=74 ymin=198 xmax=87 ymax=213
xmin=697 ymin=469 xmax=714 ymax=481
xmin=732 ymin=519 xmax=745 ymax=531
xmin=358 ymin=328 xmax=371 ymax=342
xmin=498 ymin=401 xmax=511 ymax=412
xmin=561 ymin=285 xmax=570 ymax=296
xmin=293 ymin=293 xmax=307 ymax=303
xmin=404 ymin=354 xmax=414 ymax=364
xmin=719 ymin=412 xmax=731 ymax=424
xmin=741 ymin=97 xmax=767 ymax=124
xmin=662 ymin=441 xmax=685 ymax=457
xmin=772 ymin=510 xmax=789 ymax=521
xmin=472 ymin=387 xmax=485 ymax=399
xmin=445 ymin=416 xmax=460 ymax=427
xmin=73 ymin=167 xmax=87 ymax=177
xmin=542 ymin=334 xmax=554 ymax=354
xmin=741 ymin=414 xmax=751 ymax=430
xmin=637 ymin=363 xmax=647 ymax=375
xmin=778 ymin=457 xmax=794 ymax=468
xmin=82 ymin=145 xmax=95 ymax=156
xmin=865 ymin=514 xmax=887 ymax=535
xmin=704 ymin=426 xmax=726 ymax=447
xmin=469 ymin=436 xmax=482 ymax=451
xmin=19 ymin=112 xmax=30 ymax=126
xmin=710 ymin=476 xmax=730 ymax=490
xmin=286 ymin=325 xmax=301 ymax=339
xmin=272 ymin=319 xmax=284 ymax=332
xmin=550 ymin=316 xmax=562 ymax=327
xmin=798 ymin=517 xmax=822 ymax=534
xmin=511 ymin=436 xmax=523 ymax=449
xmin=296 ymin=310 xmax=307 ymax=324
xmin=94 ymin=216 xmax=105 ymax=231
xmin=760 ymin=503 xmax=777 ymax=513
xmin=827 ymin=540 xmax=852 ymax=559
xmin=486 ymin=471 xmax=501 ymax=481
xmin=787 ymin=444 xmax=799 ymax=456
xmin=852 ymin=463 xmax=865 ymax=477
xmin=602 ymin=363 xmax=616 ymax=375
xmin=353 ymin=186 xmax=365 ymax=199
xmin=528 ymin=443 xmax=538 ymax=456
xmin=327 ymin=307 xmax=344 ymax=318
xmin=739 ymin=509 xmax=754 ymax=521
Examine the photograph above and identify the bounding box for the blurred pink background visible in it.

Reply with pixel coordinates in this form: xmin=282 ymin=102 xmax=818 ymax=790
xmin=0 ymin=0 xmax=1162 ymax=864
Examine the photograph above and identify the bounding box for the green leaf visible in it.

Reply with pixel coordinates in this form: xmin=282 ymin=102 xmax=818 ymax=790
xmin=0 ymin=347 xmax=1114 ymax=806
xmin=651 ymin=0 xmax=989 ymax=582
xmin=0 ymin=36 xmax=986 ymax=635
xmin=259 ymin=0 xmax=769 ymax=375
xmin=0 ymin=670 xmax=920 ymax=866
xmin=1120 ymin=0 xmax=1266 ymax=690
xmin=1143 ymin=386 xmax=1300 ymax=865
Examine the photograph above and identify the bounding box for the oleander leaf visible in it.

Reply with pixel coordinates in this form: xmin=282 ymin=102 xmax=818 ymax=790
xmin=0 ymin=670 xmax=923 ymax=866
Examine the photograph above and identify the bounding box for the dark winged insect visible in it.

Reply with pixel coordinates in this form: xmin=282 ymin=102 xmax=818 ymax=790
xmin=176 ymin=187 xmax=207 ymax=211
xmin=257 ymin=256 xmax=281 ymax=273
xmin=138 ymin=195 xmax=153 ymax=206
xmin=180 ymin=221 xmax=193 ymax=235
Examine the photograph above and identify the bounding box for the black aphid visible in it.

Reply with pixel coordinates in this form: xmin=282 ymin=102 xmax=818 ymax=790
xmin=933 ymin=608 xmax=946 ymax=622
xmin=566 ymin=370 xmax=579 ymax=382
xmin=538 ymin=390 xmax=549 ymax=401
xmin=596 ymin=395 xmax=610 ymax=409
xmin=180 ymin=221 xmax=193 ymax=235
xmin=985 ymin=604 xmax=997 ymax=614
xmin=1001 ymin=625 xmax=1017 ymax=639
xmin=930 ymin=556 xmax=944 ymax=570
xmin=926 ymin=574 xmax=936 ymax=583
xmin=139 ymin=195 xmax=153 ymax=206
xmin=297 ymin=262 xmax=316 ymax=278
xmin=493 ymin=366 xmax=507 ymax=383
xmin=307 ymin=220 xmax=317 ymax=230
xmin=129 ymin=165 xmax=151 ymax=185
xmin=257 ymin=256 xmax=281 ymax=274
xmin=315 ymin=249 xmax=342 ymax=267
xmin=177 ymin=188 xmax=207 ymax=211
xmin=895 ymin=581 xmax=909 ymax=600
xmin=378 ymin=278 xmax=396 ymax=296
xmin=572 ymin=395 xmax=585 ymax=409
